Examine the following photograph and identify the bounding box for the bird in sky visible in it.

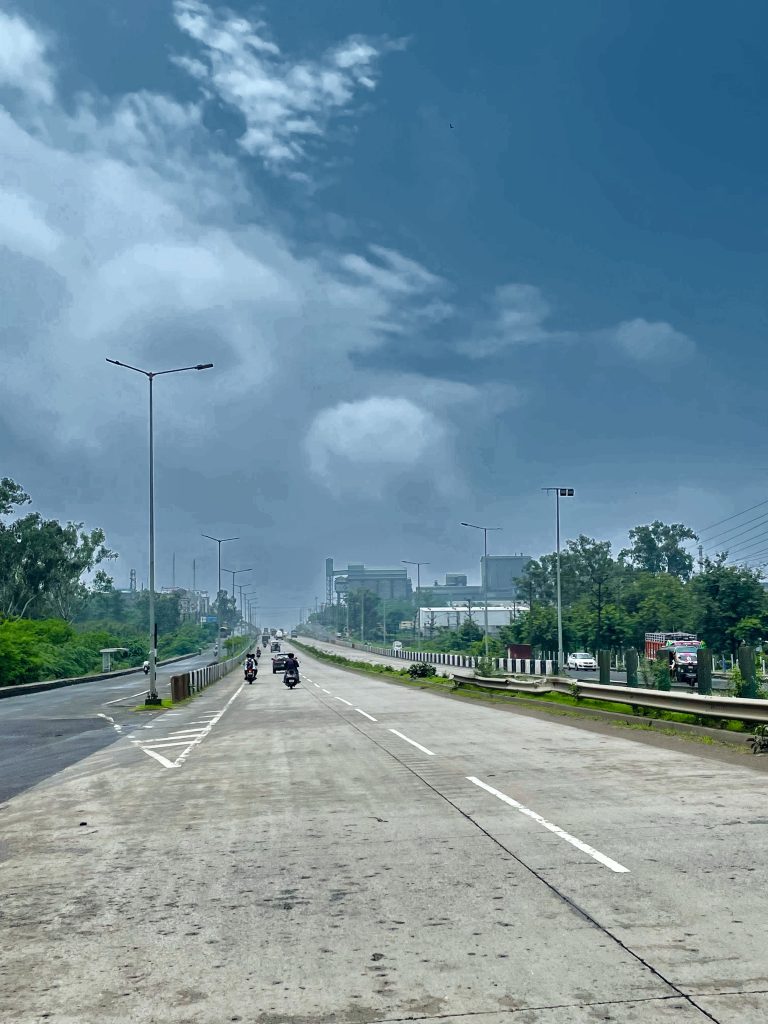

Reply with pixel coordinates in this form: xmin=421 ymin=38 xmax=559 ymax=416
xmin=449 ymin=123 xmax=455 ymax=128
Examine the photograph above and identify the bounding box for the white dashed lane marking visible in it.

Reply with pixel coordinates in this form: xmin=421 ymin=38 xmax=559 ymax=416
xmin=467 ymin=776 xmax=629 ymax=874
xmin=388 ymin=729 xmax=435 ymax=756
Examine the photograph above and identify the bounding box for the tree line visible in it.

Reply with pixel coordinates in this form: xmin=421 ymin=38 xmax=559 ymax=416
xmin=0 ymin=478 xmax=222 ymax=685
xmin=510 ymin=521 xmax=764 ymax=655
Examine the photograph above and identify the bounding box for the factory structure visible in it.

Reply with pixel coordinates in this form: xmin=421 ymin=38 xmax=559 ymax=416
xmin=324 ymin=554 xmax=532 ymax=617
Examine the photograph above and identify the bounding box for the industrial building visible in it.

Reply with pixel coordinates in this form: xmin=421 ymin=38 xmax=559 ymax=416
xmin=326 ymin=558 xmax=412 ymax=602
xmin=418 ymin=604 xmax=529 ymax=634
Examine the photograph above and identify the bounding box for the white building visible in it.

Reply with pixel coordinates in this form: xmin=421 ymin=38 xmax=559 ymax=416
xmin=418 ymin=604 xmax=529 ymax=634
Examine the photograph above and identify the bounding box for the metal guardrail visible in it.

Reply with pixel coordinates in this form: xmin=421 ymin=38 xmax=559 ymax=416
xmin=170 ymin=646 xmax=249 ymax=701
xmin=0 ymin=651 xmax=206 ymax=701
xmin=459 ymin=674 xmax=768 ymax=723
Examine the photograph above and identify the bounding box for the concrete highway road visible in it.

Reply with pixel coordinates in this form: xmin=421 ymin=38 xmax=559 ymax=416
xmin=0 ymin=649 xmax=216 ymax=805
xmin=1 ymin=646 xmax=767 ymax=1023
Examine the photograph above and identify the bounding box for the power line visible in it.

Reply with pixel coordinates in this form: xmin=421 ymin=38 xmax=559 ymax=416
xmin=699 ymin=497 xmax=768 ymax=535
xmin=720 ymin=529 xmax=768 ymax=558
xmin=703 ymin=511 xmax=768 ymax=550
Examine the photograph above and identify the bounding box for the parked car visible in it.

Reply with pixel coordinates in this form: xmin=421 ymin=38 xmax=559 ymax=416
xmin=567 ymin=652 xmax=597 ymax=671
xmin=272 ymin=653 xmax=288 ymax=673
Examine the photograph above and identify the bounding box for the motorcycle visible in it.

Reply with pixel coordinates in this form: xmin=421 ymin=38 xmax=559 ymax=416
xmin=283 ymin=669 xmax=299 ymax=689
xmin=255 ymin=648 xmax=261 ymax=659
xmin=245 ymin=666 xmax=257 ymax=684
xmin=142 ymin=660 xmax=149 ymax=675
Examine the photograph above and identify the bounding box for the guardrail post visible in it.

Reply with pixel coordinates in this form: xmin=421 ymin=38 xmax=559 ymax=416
xmin=598 ymin=650 xmax=611 ymax=685
xmin=625 ymin=648 xmax=638 ymax=687
xmin=696 ymin=648 xmax=712 ymax=695
xmin=738 ymin=645 xmax=759 ymax=698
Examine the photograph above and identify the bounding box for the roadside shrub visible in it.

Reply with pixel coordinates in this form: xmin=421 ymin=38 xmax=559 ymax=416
xmin=408 ymin=662 xmax=432 ymax=678
xmin=475 ymin=657 xmax=497 ymax=678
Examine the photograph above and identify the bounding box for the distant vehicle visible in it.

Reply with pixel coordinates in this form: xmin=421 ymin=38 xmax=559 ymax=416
xmin=270 ymin=641 xmax=281 ymax=653
xmin=645 ymin=632 xmax=699 ymax=660
xmin=392 ymin=640 xmax=403 ymax=651
xmin=261 ymin=633 xmax=270 ymax=646
xmin=336 ymin=632 xmax=343 ymax=639
xmin=567 ymin=652 xmax=597 ymax=671
xmin=655 ymin=644 xmax=700 ymax=687
xmin=272 ymin=653 xmax=288 ymax=673
xmin=276 ymin=629 xmax=284 ymax=639
xmin=290 ymin=630 xmax=298 ymax=638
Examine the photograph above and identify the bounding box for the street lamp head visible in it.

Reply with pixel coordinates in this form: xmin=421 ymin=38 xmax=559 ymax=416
xmin=196 ymin=363 xmax=214 ymax=370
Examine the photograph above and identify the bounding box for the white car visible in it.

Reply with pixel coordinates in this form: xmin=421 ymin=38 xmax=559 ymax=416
xmin=567 ymin=652 xmax=597 ymax=671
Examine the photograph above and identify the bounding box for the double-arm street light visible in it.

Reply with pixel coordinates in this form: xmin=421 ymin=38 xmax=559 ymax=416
xmin=543 ymin=488 xmax=574 ymax=672
xmin=460 ymin=522 xmax=502 ymax=660
xmin=402 ymin=560 xmax=430 ymax=652
xmin=106 ymin=357 xmax=213 ymax=704
xmin=223 ymin=567 xmax=254 ymax=599
xmin=202 ymin=533 xmax=238 ymax=658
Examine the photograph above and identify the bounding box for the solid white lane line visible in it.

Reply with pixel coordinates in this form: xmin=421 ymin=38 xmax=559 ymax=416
xmin=97 ymin=713 xmax=123 ymax=734
xmin=333 ymin=696 xmax=354 ymax=706
xmin=356 ymin=709 xmax=377 ymax=722
xmin=466 ymin=777 xmax=629 ymax=874
xmin=389 ymin=729 xmax=435 ymax=756
xmin=174 ymin=683 xmax=245 ymax=767
xmin=141 ymin=740 xmax=196 ymax=749
xmin=140 ymin=747 xmax=177 ymax=769
xmin=103 ymin=689 xmax=152 ymax=706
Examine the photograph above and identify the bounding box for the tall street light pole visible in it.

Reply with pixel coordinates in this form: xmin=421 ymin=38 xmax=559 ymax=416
xmin=223 ymin=567 xmax=254 ymax=599
xmin=460 ymin=522 xmax=502 ymax=660
xmin=402 ymin=561 xmax=429 ymax=652
xmin=202 ymin=533 xmax=238 ymax=658
xmin=543 ymin=488 xmax=574 ymax=672
xmin=107 ymin=358 xmax=213 ymax=705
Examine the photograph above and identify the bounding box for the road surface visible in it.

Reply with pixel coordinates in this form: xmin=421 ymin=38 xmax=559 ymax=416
xmin=1 ymin=646 xmax=766 ymax=1022
xmin=0 ymin=648 xmax=216 ymax=804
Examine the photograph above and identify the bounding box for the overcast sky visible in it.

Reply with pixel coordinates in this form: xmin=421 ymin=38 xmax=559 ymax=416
xmin=1 ymin=0 xmax=767 ymax=619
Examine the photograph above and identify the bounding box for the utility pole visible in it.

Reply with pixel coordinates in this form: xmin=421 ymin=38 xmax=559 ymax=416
xmin=460 ymin=524 xmax=501 ymax=660
xmin=402 ymin=560 xmax=430 ymax=653
xmin=543 ymin=488 xmax=574 ymax=671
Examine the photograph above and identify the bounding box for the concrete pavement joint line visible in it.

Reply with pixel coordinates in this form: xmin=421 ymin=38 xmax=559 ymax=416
xmin=467 ymin=776 xmax=629 ymax=874
xmin=366 ymin=999 xmax=692 ymax=1024
xmin=356 ymin=708 xmax=377 ymax=722
xmin=302 ymin=661 xmax=722 ymax=1024
xmin=388 ymin=729 xmax=435 ymax=756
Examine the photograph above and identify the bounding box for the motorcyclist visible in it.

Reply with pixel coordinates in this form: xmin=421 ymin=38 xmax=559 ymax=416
xmin=142 ymin=659 xmax=150 ymax=675
xmin=244 ymin=653 xmax=257 ymax=678
xmin=255 ymin=646 xmax=261 ymax=659
xmin=283 ymin=652 xmax=300 ymax=683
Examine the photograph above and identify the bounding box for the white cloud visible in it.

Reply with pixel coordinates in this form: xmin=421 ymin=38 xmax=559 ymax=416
xmin=172 ymin=0 xmax=394 ymax=172
xmin=457 ymin=283 xmax=696 ymax=363
xmin=0 ymin=10 xmax=54 ymax=103
xmin=456 ymin=282 xmax=555 ymax=357
xmin=305 ymin=396 xmax=449 ymax=494
xmin=612 ymin=318 xmax=695 ymax=362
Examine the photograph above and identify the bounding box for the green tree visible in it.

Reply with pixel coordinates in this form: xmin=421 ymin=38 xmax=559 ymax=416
xmin=565 ymin=535 xmax=618 ymax=647
xmin=622 ymin=572 xmax=693 ymax=646
xmin=689 ymin=559 xmax=766 ymax=654
xmin=620 ymin=521 xmax=698 ymax=579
